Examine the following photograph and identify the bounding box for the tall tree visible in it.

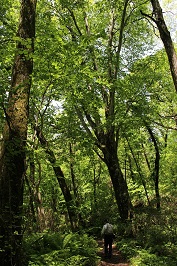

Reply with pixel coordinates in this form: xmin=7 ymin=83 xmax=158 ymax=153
xmin=66 ymin=0 xmax=132 ymax=221
xmin=121 ymin=49 xmax=175 ymax=208
xmin=50 ymin=0 xmax=152 ymax=221
xmin=34 ymin=0 xmax=153 ymax=221
xmin=0 ymin=0 xmax=37 ymax=265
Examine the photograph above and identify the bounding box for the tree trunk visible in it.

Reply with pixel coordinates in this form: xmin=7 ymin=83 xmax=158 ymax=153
xmin=69 ymin=143 xmax=78 ymax=201
xmin=127 ymin=139 xmax=150 ymax=206
xmin=149 ymin=0 xmax=177 ymax=92
xmin=25 ymin=174 xmax=37 ymax=227
xmin=0 ymin=1 xmax=37 ymax=265
xmin=35 ymin=126 xmax=77 ymax=230
xmin=100 ymin=137 xmax=132 ymax=221
xmin=34 ymin=160 xmax=47 ymax=231
xmin=69 ymin=143 xmax=85 ymax=227
xmin=146 ymin=124 xmax=160 ymax=209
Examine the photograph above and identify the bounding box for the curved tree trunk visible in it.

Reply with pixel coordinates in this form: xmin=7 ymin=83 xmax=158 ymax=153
xmin=151 ymin=0 xmax=177 ymax=92
xmin=35 ymin=125 xmax=77 ymax=230
xmin=142 ymin=0 xmax=177 ymax=92
xmin=0 ymin=1 xmax=37 ymax=265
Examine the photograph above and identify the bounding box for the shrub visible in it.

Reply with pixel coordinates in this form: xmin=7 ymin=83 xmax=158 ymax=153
xmin=116 ymin=238 xmax=139 ymax=259
xmin=24 ymin=232 xmax=99 ymax=266
xmin=130 ymin=249 xmax=177 ymax=266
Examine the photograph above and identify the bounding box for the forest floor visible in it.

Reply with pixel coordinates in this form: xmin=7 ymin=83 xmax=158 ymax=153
xmin=97 ymin=240 xmax=130 ymax=266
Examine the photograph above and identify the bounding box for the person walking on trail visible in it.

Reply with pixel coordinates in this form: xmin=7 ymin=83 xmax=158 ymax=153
xmin=101 ymin=220 xmax=114 ymax=259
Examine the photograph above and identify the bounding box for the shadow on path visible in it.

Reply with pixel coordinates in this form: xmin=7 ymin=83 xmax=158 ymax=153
xmin=97 ymin=239 xmax=130 ymax=266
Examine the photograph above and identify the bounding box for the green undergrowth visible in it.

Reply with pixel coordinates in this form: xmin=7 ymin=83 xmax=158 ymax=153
xmin=23 ymin=232 xmax=100 ymax=266
xmin=115 ymin=198 xmax=177 ymax=266
xmin=117 ymin=238 xmax=177 ymax=266
xmin=116 ymin=222 xmax=177 ymax=265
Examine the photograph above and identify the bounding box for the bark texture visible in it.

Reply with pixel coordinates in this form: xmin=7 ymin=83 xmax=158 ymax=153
xmin=150 ymin=0 xmax=177 ymax=92
xmin=0 ymin=1 xmax=37 ymax=265
xmin=101 ymin=138 xmax=131 ymax=221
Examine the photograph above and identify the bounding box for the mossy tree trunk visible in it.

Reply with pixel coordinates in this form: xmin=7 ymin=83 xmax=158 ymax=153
xmin=0 ymin=1 xmax=37 ymax=265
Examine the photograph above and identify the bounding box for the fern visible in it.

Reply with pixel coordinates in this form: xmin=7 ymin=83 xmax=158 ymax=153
xmin=62 ymin=233 xmax=74 ymax=249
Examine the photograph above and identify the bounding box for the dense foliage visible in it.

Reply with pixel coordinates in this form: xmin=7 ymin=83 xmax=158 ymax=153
xmin=117 ymin=198 xmax=177 ymax=265
xmin=1 ymin=0 xmax=177 ymax=265
xmin=24 ymin=232 xmax=99 ymax=266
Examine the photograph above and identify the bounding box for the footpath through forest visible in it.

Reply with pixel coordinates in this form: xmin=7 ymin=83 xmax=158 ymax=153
xmin=97 ymin=240 xmax=130 ymax=266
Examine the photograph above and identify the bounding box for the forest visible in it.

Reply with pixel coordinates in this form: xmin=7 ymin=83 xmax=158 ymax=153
xmin=1 ymin=0 xmax=177 ymax=265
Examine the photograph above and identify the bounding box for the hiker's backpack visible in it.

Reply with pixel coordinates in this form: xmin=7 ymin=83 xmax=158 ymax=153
xmin=104 ymin=223 xmax=113 ymax=235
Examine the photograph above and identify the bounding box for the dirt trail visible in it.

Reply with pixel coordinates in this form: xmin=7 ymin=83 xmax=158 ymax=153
xmin=97 ymin=240 xmax=130 ymax=266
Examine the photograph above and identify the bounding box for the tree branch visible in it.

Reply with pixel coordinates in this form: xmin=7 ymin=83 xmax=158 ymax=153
xmin=68 ymin=8 xmax=82 ymax=36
